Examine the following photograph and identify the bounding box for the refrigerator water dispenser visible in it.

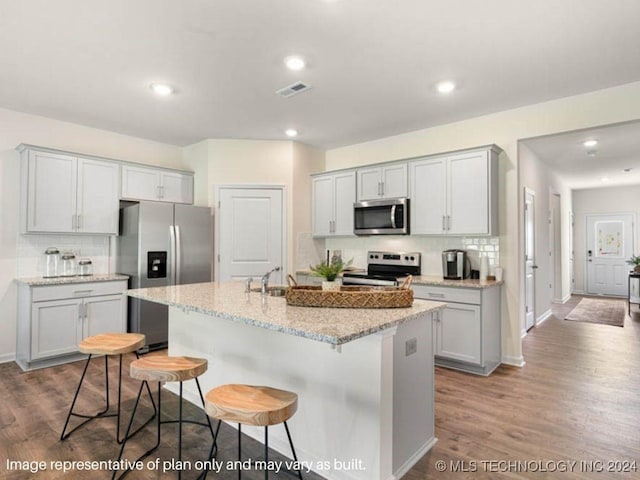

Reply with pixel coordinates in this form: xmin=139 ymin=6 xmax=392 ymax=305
xmin=147 ymin=251 xmax=167 ymax=279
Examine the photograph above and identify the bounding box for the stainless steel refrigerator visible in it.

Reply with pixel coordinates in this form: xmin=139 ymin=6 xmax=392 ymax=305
xmin=117 ymin=201 xmax=212 ymax=350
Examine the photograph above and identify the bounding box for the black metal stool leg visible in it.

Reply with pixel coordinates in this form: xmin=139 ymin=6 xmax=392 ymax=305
xmin=265 ymin=426 xmax=269 ymax=480
xmin=284 ymin=421 xmax=303 ymax=480
xmin=238 ymin=423 xmax=242 ymax=480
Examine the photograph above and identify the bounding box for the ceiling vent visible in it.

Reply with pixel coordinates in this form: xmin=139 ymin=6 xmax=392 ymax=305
xmin=276 ymin=81 xmax=311 ymax=98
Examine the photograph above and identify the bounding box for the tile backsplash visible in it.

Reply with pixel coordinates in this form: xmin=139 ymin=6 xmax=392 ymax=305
xmin=318 ymin=235 xmax=500 ymax=276
xmin=17 ymin=234 xmax=111 ymax=278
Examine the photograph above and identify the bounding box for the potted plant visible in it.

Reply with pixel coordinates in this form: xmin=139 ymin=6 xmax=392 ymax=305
xmin=310 ymin=258 xmax=353 ymax=291
xmin=626 ymin=255 xmax=640 ymax=273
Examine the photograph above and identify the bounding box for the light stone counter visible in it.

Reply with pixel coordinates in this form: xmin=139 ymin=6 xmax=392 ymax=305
xmin=412 ymin=275 xmax=503 ymax=289
xmin=127 ymin=281 xmax=445 ymax=345
xmin=16 ymin=273 xmax=129 ymax=286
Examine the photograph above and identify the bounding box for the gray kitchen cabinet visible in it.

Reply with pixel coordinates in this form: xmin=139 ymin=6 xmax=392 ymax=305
xmin=409 ymin=146 xmax=499 ymax=235
xmin=312 ymin=170 xmax=356 ymax=237
xmin=357 ymin=163 xmax=407 ymax=201
xmin=413 ymin=284 xmax=501 ymax=375
xmin=19 ymin=147 xmax=119 ymax=234
xmin=121 ymin=164 xmax=193 ymax=204
xmin=16 ymin=279 xmax=127 ymax=371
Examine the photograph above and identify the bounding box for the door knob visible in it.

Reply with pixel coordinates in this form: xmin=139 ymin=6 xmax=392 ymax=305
xmin=532 ymin=265 xmax=539 ymax=269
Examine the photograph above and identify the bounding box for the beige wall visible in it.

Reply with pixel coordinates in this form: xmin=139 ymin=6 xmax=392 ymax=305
xmin=327 ymin=80 xmax=640 ymax=366
xmin=519 ymin=143 xmax=572 ymax=328
xmin=0 ymin=107 xmax=183 ymax=361
xmin=572 ymin=185 xmax=640 ymax=293
xmin=182 ymin=138 xmax=325 ymax=279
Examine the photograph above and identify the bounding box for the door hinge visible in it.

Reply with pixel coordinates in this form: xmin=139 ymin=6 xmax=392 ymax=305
xmin=217 ymin=254 xmax=220 ymax=262
xmin=218 ymin=201 xmax=221 ymax=208
xmin=525 ymin=306 xmax=529 ymax=313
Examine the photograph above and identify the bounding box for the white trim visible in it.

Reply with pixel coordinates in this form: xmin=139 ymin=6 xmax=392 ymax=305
xmin=393 ymin=437 xmax=438 ymax=480
xmin=536 ymin=309 xmax=552 ymax=326
xmin=521 ymin=328 xmax=528 ymax=338
xmin=214 ymin=184 xmax=287 ymax=282
xmin=572 ymin=289 xmax=585 ymax=295
xmin=0 ymin=353 xmax=16 ymax=364
xmin=556 ymin=294 xmax=572 ymax=304
xmin=502 ymin=355 xmax=525 ymax=368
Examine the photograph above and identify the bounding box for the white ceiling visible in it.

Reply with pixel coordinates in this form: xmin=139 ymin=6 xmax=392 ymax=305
xmin=522 ymin=121 xmax=640 ymax=190
xmin=1 ymin=0 xmax=640 ymax=149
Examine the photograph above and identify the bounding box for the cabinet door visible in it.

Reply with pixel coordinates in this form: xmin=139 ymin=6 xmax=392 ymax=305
xmin=83 ymin=295 xmax=126 ymax=338
xmin=448 ymin=151 xmax=489 ymax=234
xmin=333 ymin=171 xmax=356 ymax=236
xmin=160 ymin=171 xmax=194 ymax=204
xmin=356 ymin=167 xmax=381 ymax=201
xmin=435 ymin=304 xmax=481 ymax=365
xmin=381 ymin=163 xmax=407 ymax=198
xmin=121 ymin=165 xmax=160 ymax=201
xmin=410 ymin=158 xmax=447 ymax=234
xmin=26 ymin=151 xmax=77 ymax=233
xmin=312 ymin=175 xmax=334 ymax=236
xmin=31 ymin=299 xmax=82 ymax=360
xmin=77 ymin=158 xmax=119 ymax=234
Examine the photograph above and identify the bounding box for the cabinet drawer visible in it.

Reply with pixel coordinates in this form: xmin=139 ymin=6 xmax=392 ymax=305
xmin=412 ymin=285 xmax=480 ymax=305
xmin=32 ymin=281 xmax=127 ymax=302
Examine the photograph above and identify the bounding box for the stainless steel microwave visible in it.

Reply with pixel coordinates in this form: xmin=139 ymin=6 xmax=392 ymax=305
xmin=354 ymin=198 xmax=409 ymax=235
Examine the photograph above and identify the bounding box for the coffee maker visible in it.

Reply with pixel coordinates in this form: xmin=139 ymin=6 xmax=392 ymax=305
xmin=442 ymin=249 xmax=471 ymax=279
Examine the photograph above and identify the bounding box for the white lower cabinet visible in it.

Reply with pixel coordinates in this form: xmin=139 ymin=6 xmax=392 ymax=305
xmin=17 ymin=280 xmax=127 ymax=371
xmin=413 ymin=284 xmax=501 ymax=375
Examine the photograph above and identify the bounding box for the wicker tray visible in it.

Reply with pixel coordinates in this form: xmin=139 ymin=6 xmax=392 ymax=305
xmin=285 ymin=275 xmax=413 ymax=308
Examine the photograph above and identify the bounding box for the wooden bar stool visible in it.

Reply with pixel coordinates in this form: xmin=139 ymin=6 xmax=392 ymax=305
xmin=61 ymin=333 xmax=156 ymax=443
xmin=113 ymin=356 xmax=216 ymax=480
xmin=204 ymin=384 xmax=303 ymax=480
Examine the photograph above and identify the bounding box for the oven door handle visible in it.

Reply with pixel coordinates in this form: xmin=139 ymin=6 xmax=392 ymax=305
xmin=390 ymin=205 xmax=397 ymax=229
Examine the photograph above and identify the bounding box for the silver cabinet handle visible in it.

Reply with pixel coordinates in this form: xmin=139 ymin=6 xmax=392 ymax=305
xmin=428 ymin=292 xmax=446 ymax=298
xmin=446 ymin=215 xmax=451 ymax=231
xmin=78 ymin=303 xmax=84 ymax=320
xmin=73 ymin=289 xmax=94 ymax=296
xmin=71 ymin=214 xmax=76 ymax=230
xmin=83 ymin=303 xmax=88 ymax=319
xmin=77 ymin=214 xmax=81 ymax=230
xmin=381 ymin=181 xmax=385 ymax=196
xmin=378 ymin=181 xmax=382 ymax=196
xmin=442 ymin=215 xmax=445 ymax=231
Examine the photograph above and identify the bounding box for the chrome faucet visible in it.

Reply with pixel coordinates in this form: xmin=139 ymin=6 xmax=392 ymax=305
xmin=261 ymin=266 xmax=281 ymax=295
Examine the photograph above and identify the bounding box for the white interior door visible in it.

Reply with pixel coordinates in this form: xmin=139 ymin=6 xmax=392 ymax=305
xmin=524 ymin=189 xmax=536 ymax=331
xmin=218 ymin=187 xmax=284 ymax=283
xmin=586 ymin=213 xmax=634 ymax=296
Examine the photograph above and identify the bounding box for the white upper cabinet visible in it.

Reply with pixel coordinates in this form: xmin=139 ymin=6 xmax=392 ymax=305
xmin=23 ymin=149 xmax=118 ymax=234
xmin=410 ymin=147 xmax=499 ymax=236
xmin=312 ymin=170 xmax=356 ymax=237
xmin=121 ymin=164 xmax=193 ymax=204
xmin=357 ymin=163 xmax=408 ymax=201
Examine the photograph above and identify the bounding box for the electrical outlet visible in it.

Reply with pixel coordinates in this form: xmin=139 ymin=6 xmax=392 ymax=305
xmin=405 ymin=338 xmax=417 ymax=356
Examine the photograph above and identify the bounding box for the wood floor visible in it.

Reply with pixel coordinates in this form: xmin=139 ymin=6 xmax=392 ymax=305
xmin=1 ymin=295 xmax=639 ymax=479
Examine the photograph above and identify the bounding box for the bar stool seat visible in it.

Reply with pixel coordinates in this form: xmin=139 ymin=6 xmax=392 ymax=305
xmin=79 ymin=333 xmax=145 ymax=355
xmin=113 ymin=356 xmax=215 ymax=480
xmin=61 ymin=333 xmax=156 ymax=443
xmin=205 ymin=384 xmax=303 ymax=479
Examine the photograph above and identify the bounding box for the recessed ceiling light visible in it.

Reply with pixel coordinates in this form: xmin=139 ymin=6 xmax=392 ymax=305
xmin=436 ymin=81 xmax=456 ymax=94
xmin=150 ymin=83 xmax=174 ymax=96
xmin=284 ymin=56 xmax=306 ymax=71
xmin=601 ymin=177 xmax=610 ymax=182
xmin=583 ymin=140 xmax=598 ymax=148
xmin=285 ymin=129 xmax=298 ymax=137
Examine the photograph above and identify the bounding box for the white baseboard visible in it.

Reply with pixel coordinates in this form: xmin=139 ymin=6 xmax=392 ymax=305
xmin=560 ymin=294 xmax=571 ymax=304
xmin=521 ymin=328 xmax=527 ymax=338
xmin=502 ymin=355 xmax=525 ymax=368
xmin=536 ymin=309 xmax=552 ymax=326
xmin=392 ymin=437 xmax=437 ymax=480
xmin=572 ymin=289 xmax=585 ymax=295
xmin=0 ymin=352 xmax=16 ymax=364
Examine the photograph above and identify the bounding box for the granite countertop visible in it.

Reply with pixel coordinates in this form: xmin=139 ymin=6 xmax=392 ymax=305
xmin=127 ymin=281 xmax=446 ymax=346
xmin=16 ymin=274 xmax=129 ymax=286
xmin=412 ymin=275 xmax=503 ymax=289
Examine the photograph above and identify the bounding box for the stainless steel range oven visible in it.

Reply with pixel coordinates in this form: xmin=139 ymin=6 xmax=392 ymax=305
xmin=342 ymin=251 xmax=421 ymax=286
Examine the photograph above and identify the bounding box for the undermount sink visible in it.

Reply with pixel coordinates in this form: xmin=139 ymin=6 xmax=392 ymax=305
xmin=249 ymin=286 xmax=288 ymax=297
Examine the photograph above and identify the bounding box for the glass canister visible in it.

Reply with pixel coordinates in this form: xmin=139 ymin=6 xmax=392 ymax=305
xmin=78 ymin=258 xmax=93 ymax=276
xmin=43 ymin=247 xmax=60 ymax=278
xmin=60 ymin=252 xmax=77 ymax=277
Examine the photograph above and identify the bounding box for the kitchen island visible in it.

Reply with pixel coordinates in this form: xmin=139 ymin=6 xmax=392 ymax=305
xmin=127 ymin=281 xmax=445 ymax=480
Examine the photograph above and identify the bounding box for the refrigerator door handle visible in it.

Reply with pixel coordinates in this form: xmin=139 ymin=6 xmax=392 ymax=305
xmin=169 ymin=225 xmax=176 ymax=285
xmin=175 ymin=225 xmax=182 ymax=285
